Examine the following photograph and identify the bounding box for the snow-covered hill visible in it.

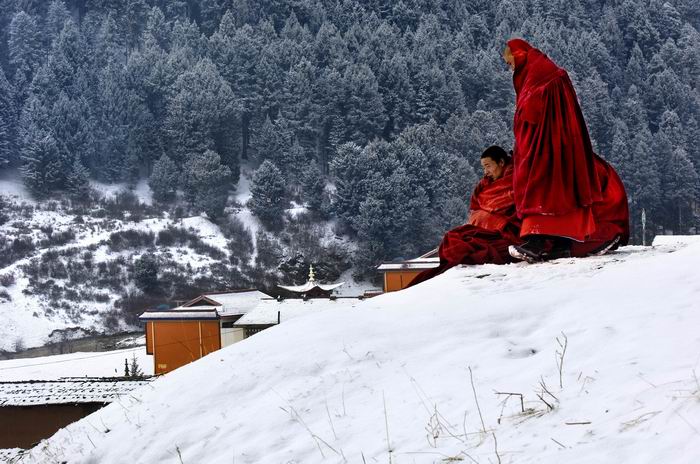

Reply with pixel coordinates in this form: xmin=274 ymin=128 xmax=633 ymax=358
xmin=15 ymin=237 xmax=700 ymax=463
xmin=0 ymin=172 xmax=364 ymax=352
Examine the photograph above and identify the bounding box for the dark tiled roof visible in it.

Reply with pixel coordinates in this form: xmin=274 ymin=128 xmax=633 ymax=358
xmin=0 ymin=378 xmax=153 ymax=406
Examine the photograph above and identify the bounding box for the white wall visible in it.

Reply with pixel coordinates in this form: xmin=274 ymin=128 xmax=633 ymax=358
xmin=221 ymin=327 xmax=245 ymax=347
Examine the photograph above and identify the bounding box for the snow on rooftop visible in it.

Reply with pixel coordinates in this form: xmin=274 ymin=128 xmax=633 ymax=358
xmin=376 ymin=258 xmax=440 ymax=271
xmin=203 ymin=290 xmax=272 ymax=316
xmin=235 ymin=297 xmax=364 ymax=326
xmin=277 ymin=281 xmax=345 ymax=293
xmin=18 ymin=238 xmax=700 ymax=464
xmin=0 ymin=378 xmax=152 ymax=406
xmin=0 ymin=348 xmax=153 ymax=381
xmin=139 ymin=310 xmax=219 ymax=320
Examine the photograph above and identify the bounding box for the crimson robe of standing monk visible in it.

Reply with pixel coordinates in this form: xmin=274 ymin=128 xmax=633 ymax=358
xmin=571 ymin=155 xmax=630 ymax=256
xmin=407 ymin=164 xmax=522 ymax=287
xmin=508 ymin=39 xmax=603 ymax=242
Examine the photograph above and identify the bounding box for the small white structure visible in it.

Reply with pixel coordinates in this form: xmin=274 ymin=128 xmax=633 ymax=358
xmin=277 ymin=265 xmax=345 ymax=298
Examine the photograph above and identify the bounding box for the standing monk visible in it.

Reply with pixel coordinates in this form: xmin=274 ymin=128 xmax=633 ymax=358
xmin=503 ymin=39 xmax=603 ymax=262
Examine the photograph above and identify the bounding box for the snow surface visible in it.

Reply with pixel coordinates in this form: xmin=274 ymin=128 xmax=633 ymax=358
xmin=88 ymin=179 xmax=153 ymax=205
xmin=16 ymin=238 xmax=700 ymax=463
xmin=0 ymin=347 xmax=153 ymax=381
xmin=0 ymin=172 xmax=36 ymax=204
xmin=235 ymin=296 xmax=365 ymax=326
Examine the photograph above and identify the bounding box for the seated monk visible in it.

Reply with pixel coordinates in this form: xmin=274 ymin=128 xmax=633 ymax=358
xmin=408 ymin=146 xmax=523 ymax=287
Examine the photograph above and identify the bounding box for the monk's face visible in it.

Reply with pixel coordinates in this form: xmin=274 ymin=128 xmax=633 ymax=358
xmin=502 ymin=46 xmax=515 ymax=71
xmin=481 ymin=157 xmax=506 ymax=180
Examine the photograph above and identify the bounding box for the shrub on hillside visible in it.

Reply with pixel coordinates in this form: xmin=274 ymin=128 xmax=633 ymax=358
xmin=156 ymin=226 xmax=226 ymax=260
xmin=106 ymin=230 xmax=155 ymax=251
xmin=39 ymin=229 xmax=76 ymax=247
xmin=133 ymin=253 xmax=159 ymax=293
xmin=1 ymin=236 xmax=36 ymax=267
xmin=223 ymin=218 xmax=254 ymax=266
xmin=0 ymin=272 xmax=15 ymax=287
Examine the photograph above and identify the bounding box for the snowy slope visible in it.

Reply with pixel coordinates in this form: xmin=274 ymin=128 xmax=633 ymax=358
xmin=16 ymin=239 xmax=700 ymax=464
xmin=0 ymin=208 xmax=230 ymax=350
xmin=0 ymin=173 xmax=367 ymax=351
xmin=0 ymin=346 xmax=153 ymax=381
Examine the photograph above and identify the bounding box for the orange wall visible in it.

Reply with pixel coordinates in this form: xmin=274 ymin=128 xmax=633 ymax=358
xmin=383 ymin=271 xmax=422 ymax=292
xmin=150 ymin=320 xmax=221 ymax=375
xmin=145 ymin=322 xmax=153 ymax=355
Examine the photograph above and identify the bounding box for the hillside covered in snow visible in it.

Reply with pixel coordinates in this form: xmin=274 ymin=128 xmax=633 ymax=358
xmin=0 ymin=173 xmax=364 ymax=352
xmin=15 ymin=237 xmax=700 ymax=463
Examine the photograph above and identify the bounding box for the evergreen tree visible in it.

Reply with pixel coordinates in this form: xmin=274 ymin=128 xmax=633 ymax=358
xmin=134 ymin=253 xmax=159 ymax=292
xmin=94 ymin=60 xmax=130 ymax=181
xmin=280 ymin=59 xmax=321 ymax=148
xmin=166 ymin=58 xmax=237 ymax=178
xmin=341 ymin=63 xmax=387 ymax=145
xmin=143 ymin=6 xmax=170 ymax=51
xmin=0 ymin=113 xmax=10 ymax=168
xmin=8 ymin=11 xmax=44 ymax=99
xmin=249 ymin=160 xmax=287 ymax=228
xmin=181 ymin=150 xmax=232 ymax=220
xmin=300 ymin=162 xmax=325 ymax=213
xmin=20 ymin=133 xmax=67 ymax=196
xmin=66 ymin=157 xmax=90 ymax=197
xmin=625 ymin=43 xmax=647 ymax=91
xmin=49 ymin=92 xmax=95 ymax=178
xmin=123 ymin=0 xmax=149 ymax=50
xmin=282 ymin=138 xmax=309 ymax=184
xmin=0 ymin=69 xmax=16 ymax=167
xmin=575 ymin=70 xmax=614 ymax=153
xmin=254 ymin=115 xmax=283 ymax=165
xmin=199 ymin=0 xmax=224 ymax=35
xmin=129 ymin=353 xmax=143 ymax=377
xmin=44 ymin=0 xmax=71 ymax=47
xmin=378 ymin=54 xmax=415 ymax=137
xmin=149 ymin=155 xmax=179 ymax=202
xmin=209 ymin=20 xmax=262 ymax=161
xmin=661 ymin=148 xmax=699 ymax=233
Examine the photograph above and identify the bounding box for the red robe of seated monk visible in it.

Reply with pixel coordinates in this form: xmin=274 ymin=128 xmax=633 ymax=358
xmin=508 ymin=39 xmax=603 ymax=242
xmin=408 ymin=164 xmax=522 ymax=287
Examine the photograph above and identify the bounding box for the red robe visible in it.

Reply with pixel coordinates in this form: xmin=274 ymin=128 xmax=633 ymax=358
xmin=408 ymin=165 xmax=522 ymax=287
xmin=508 ymin=39 xmax=603 ymax=242
xmin=571 ymin=155 xmax=630 ymax=256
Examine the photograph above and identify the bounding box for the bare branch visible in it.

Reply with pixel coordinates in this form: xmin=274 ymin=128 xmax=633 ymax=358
xmin=495 ymin=391 xmax=525 ymax=413
xmin=555 ymin=332 xmax=568 ymax=389
xmin=468 ymin=366 xmax=487 ymax=433
xmin=551 ymin=438 xmax=567 ymax=449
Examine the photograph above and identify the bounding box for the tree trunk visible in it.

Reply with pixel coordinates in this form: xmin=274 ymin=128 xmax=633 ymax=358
xmin=241 ymin=113 xmax=250 ymax=160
